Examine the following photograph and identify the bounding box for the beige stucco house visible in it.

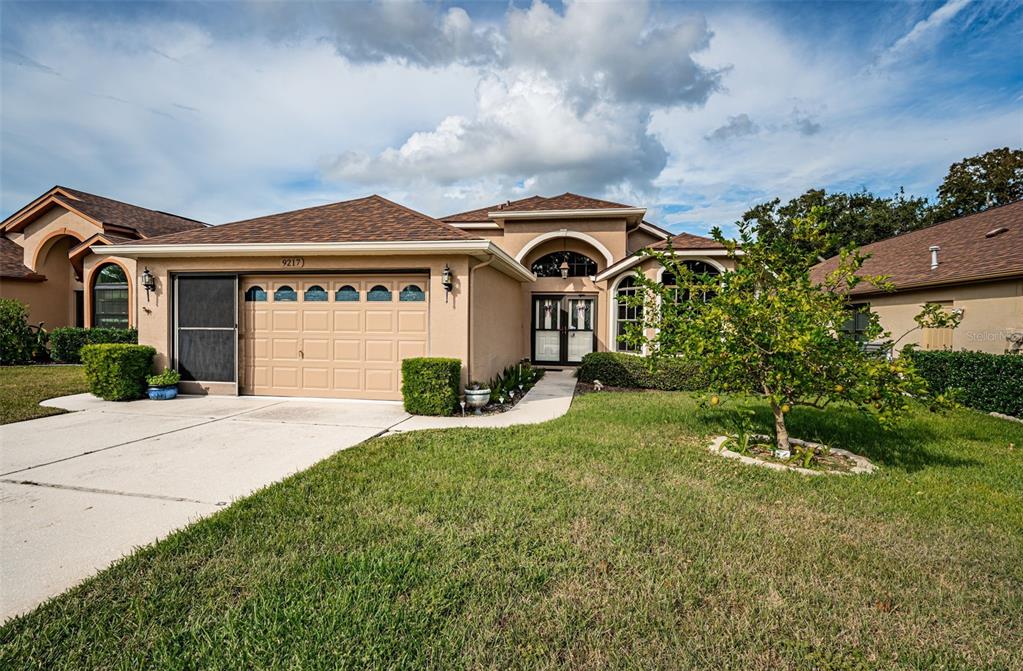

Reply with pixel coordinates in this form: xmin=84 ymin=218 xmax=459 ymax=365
xmin=2 ymin=188 xmax=732 ymax=399
xmin=811 ymin=200 xmax=1023 ymax=355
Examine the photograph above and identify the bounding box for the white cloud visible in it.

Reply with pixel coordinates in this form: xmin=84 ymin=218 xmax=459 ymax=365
xmin=877 ymin=0 xmax=971 ymax=68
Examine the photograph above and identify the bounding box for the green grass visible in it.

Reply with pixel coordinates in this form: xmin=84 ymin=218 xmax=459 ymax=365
xmin=2 ymin=393 xmax=1021 ymax=669
xmin=0 ymin=365 xmax=88 ymax=424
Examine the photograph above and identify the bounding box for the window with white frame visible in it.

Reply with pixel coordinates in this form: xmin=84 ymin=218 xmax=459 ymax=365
xmin=615 ymin=276 xmax=642 ymax=352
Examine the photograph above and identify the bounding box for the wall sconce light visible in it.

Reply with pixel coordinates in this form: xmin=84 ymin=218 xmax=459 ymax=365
xmin=141 ymin=267 xmax=156 ymax=300
xmin=559 ymin=259 xmax=570 ymax=279
xmin=441 ymin=264 xmax=453 ymax=302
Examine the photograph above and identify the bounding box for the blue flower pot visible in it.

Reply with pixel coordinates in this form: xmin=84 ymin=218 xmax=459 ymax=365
xmin=147 ymin=385 xmax=178 ymax=400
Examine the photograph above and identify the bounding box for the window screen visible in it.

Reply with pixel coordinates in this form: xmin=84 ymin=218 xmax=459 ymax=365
xmin=175 ymin=275 xmax=237 ymax=382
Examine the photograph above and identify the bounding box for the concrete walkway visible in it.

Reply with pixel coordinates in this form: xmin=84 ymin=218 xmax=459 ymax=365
xmin=0 ymin=369 xmax=576 ymax=621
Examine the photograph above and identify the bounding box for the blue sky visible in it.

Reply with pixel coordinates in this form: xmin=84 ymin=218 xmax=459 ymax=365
xmin=1 ymin=1 xmax=1020 ymax=235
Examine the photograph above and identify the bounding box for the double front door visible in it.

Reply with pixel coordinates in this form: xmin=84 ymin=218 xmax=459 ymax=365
xmin=532 ymin=295 xmax=596 ymax=364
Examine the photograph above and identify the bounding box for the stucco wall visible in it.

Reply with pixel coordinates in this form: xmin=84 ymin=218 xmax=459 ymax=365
xmin=469 ymin=262 xmax=526 ymax=385
xmin=489 ymin=217 xmax=628 ymax=263
xmin=133 ymin=254 xmax=473 ymax=392
xmin=0 ymin=278 xmax=52 ymax=325
xmin=864 ymin=279 xmax=1023 ymax=354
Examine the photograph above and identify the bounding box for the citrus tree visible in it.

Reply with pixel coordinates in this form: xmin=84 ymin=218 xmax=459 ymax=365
xmin=622 ymin=208 xmax=952 ymax=456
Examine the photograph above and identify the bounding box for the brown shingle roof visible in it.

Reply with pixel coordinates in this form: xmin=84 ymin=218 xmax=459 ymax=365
xmin=442 ymin=193 xmax=635 ymax=222
xmin=124 ymin=195 xmax=479 ymax=246
xmin=651 ymin=232 xmax=726 ymax=251
xmin=1 ymin=237 xmax=45 ymax=281
xmin=55 ymin=187 xmax=206 ymax=238
xmin=810 ymin=200 xmax=1023 ymax=294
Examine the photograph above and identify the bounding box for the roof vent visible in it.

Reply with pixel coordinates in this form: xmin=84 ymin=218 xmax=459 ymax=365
xmin=985 ymin=226 xmax=1009 ymax=238
xmin=929 ymin=245 xmax=940 ymax=270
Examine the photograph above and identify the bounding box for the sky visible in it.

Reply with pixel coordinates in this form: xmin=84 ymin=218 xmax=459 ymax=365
xmin=1 ymin=0 xmax=1021 ymax=236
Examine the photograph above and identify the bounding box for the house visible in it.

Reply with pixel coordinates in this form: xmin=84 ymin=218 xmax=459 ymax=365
xmin=1 ymin=188 xmax=733 ymax=399
xmin=0 ymin=187 xmax=206 ymax=329
xmin=810 ymin=200 xmax=1023 ymax=354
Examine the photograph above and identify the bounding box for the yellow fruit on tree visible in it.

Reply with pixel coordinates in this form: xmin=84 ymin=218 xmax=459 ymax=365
xmin=781 ymin=404 xmax=791 ymax=413
xmin=834 ymin=384 xmax=844 ymax=393
xmin=710 ymin=395 xmax=720 ymax=406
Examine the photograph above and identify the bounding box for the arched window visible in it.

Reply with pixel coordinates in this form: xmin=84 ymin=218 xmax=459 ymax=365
xmin=399 ymin=285 xmax=426 ymax=302
xmin=662 ymin=261 xmax=720 ymax=303
xmin=244 ymin=286 xmax=267 ymax=302
xmin=335 ymin=285 xmax=360 ymax=302
xmin=92 ymin=263 xmax=129 ymax=329
xmin=367 ymin=285 xmax=392 ymax=302
xmin=531 ymin=251 xmax=598 ymax=278
xmin=274 ymin=285 xmax=297 ymax=301
xmin=304 ymin=285 xmax=328 ymax=301
xmin=615 ymin=276 xmax=642 ymax=352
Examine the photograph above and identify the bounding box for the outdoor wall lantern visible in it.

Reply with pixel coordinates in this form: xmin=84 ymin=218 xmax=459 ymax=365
xmin=442 ymin=264 xmax=453 ymax=302
xmin=141 ymin=267 xmax=156 ymax=300
xmin=559 ymin=259 xmax=570 ymax=279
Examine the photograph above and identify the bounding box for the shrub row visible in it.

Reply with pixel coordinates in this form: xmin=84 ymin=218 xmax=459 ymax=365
xmin=577 ymin=351 xmax=708 ymax=391
xmin=402 ymin=357 xmax=461 ymax=416
xmin=81 ymin=344 xmax=156 ymax=401
xmin=905 ymin=348 xmax=1023 ymax=417
xmin=50 ymin=327 xmax=138 ymax=363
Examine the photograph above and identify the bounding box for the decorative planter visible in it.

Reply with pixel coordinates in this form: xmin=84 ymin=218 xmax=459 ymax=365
xmin=147 ymin=385 xmax=178 ymax=401
xmin=464 ymin=388 xmax=491 ymax=415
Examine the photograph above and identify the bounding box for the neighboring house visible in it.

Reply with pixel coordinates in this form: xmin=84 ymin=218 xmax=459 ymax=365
xmin=0 ymin=186 xmax=206 ymax=330
xmin=2 ymin=188 xmax=731 ymax=399
xmin=811 ymin=200 xmax=1023 ymax=355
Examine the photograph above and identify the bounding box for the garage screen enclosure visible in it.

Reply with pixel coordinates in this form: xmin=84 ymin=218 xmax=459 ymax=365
xmin=173 ymin=275 xmax=238 ymax=387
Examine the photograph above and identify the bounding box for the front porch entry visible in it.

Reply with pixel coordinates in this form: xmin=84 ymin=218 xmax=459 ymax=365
xmin=531 ymin=294 xmax=596 ymax=364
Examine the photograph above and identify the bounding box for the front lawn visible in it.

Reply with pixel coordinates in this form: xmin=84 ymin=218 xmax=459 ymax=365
xmin=0 ymin=365 xmax=88 ymax=424
xmin=2 ymin=392 xmax=1021 ymax=669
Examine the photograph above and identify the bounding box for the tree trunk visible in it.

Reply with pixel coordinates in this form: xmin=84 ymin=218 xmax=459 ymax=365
xmin=771 ymin=401 xmax=790 ymax=455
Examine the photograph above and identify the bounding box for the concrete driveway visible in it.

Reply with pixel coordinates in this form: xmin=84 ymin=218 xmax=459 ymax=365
xmin=0 ymin=394 xmax=411 ymax=622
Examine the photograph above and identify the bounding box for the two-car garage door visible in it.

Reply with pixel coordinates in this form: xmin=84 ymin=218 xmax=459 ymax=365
xmin=240 ymin=275 xmax=429 ymax=400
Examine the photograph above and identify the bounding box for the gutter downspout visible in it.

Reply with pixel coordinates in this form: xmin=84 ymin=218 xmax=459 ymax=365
xmin=466 ymin=255 xmax=495 ymax=387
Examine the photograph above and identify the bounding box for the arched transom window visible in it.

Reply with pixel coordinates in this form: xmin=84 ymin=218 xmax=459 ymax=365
xmin=662 ymin=261 xmax=721 ymax=303
xmin=531 ymin=251 xmax=598 ymax=278
xmin=93 ymin=263 xmax=129 ymax=329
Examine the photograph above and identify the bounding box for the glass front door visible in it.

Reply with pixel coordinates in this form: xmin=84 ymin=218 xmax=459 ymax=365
xmin=532 ymin=295 xmax=596 ymax=364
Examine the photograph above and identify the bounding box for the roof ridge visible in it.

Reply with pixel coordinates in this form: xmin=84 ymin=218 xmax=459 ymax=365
xmin=847 ymin=199 xmax=1023 ymax=253
xmin=59 ymin=185 xmax=203 ymax=224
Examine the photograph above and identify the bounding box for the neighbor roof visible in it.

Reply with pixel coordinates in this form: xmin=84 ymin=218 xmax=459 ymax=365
xmin=122 ymin=195 xmax=479 ymax=246
xmin=810 ymin=200 xmax=1023 ymax=295
xmin=1 ymin=186 xmax=207 ymax=239
xmin=0 ymin=237 xmax=45 ymax=281
xmin=442 ymin=193 xmax=635 ymax=223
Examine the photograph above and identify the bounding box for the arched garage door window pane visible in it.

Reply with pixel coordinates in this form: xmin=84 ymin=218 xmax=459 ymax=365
xmin=399 ymin=285 xmax=425 ymax=302
xmin=93 ymin=263 xmax=129 ymax=329
xmin=367 ymin=285 xmax=392 ymax=302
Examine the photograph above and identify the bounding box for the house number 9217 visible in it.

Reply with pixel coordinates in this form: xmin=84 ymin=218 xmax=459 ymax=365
xmin=281 ymin=257 xmax=305 ymax=268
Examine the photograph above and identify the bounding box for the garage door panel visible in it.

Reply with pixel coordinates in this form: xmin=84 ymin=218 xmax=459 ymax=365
xmin=334 ymin=310 xmax=362 ymax=332
xmin=272 ymin=367 xmax=300 ymax=389
xmin=333 ymin=339 xmax=362 ymax=362
xmin=365 ymin=311 xmax=393 ymax=333
xmin=272 ymin=338 xmax=301 ymax=360
xmin=398 ymin=340 xmax=427 ymax=360
xmin=302 ymin=310 xmax=331 ymax=331
xmin=303 ymin=338 xmax=330 ymax=361
xmin=273 ymin=310 xmax=301 ymax=331
xmin=365 ymin=339 xmax=395 ymax=362
xmin=398 ymin=311 xmax=428 ymax=333
xmin=333 ymin=368 xmax=362 ymax=391
xmin=242 ymin=274 xmax=429 ymax=400
xmin=365 ymin=369 xmax=395 ymax=393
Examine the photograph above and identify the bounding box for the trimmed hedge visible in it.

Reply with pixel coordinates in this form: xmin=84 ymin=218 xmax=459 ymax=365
xmin=0 ymin=298 xmax=33 ymax=364
xmin=50 ymin=327 xmax=138 ymax=364
xmin=81 ymin=343 xmax=156 ymax=401
xmin=402 ymin=357 xmax=461 ymax=416
xmin=905 ymin=349 xmax=1023 ymax=417
xmin=578 ymin=351 xmax=708 ymax=391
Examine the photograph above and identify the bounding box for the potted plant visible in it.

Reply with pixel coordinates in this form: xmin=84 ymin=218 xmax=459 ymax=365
xmin=464 ymin=381 xmax=491 ymax=415
xmin=146 ymin=369 xmax=181 ymax=400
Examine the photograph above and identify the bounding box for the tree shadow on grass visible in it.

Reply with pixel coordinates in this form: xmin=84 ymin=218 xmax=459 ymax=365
xmin=698 ymin=403 xmax=980 ymax=473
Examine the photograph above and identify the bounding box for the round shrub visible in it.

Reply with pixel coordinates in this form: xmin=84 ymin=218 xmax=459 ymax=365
xmin=402 ymin=357 xmax=461 ymax=416
xmin=81 ymin=343 xmax=156 ymax=401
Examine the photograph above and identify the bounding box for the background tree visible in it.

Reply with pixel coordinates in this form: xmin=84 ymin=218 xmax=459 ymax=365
xmin=741 ymin=188 xmax=934 ymax=260
xmin=622 ymin=209 xmax=947 ymax=457
xmin=935 ymin=147 xmax=1023 ymax=219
